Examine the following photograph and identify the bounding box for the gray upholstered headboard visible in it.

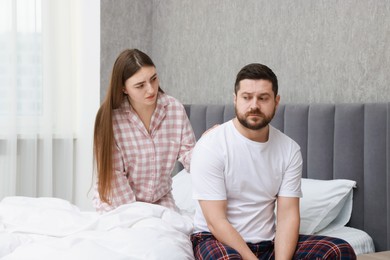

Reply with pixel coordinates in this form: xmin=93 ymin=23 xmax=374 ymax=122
xmin=183 ymin=103 xmax=390 ymax=252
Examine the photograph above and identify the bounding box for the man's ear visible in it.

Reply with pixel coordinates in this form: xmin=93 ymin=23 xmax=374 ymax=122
xmin=233 ymin=93 xmax=237 ymax=106
xmin=275 ymin=95 xmax=280 ymax=108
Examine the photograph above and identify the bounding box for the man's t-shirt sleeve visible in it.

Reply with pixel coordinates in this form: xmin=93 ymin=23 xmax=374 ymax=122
xmin=278 ymin=144 xmax=303 ymax=198
xmin=191 ymin=139 xmax=226 ymax=201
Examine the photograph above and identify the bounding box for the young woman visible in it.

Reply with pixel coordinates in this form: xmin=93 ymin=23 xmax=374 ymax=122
xmin=93 ymin=49 xmax=195 ymax=213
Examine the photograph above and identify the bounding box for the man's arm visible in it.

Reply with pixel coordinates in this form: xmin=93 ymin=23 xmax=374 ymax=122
xmin=199 ymin=200 xmax=258 ymax=260
xmin=275 ymin=196 xmax=300 ymax=260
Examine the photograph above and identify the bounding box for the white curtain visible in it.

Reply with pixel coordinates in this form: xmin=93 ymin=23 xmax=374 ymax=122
xmin=0 ymin=0 xmax=80 ymax=201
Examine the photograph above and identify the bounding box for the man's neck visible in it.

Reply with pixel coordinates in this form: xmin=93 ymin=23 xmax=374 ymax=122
xmin=232 ymin=118 xmax=270 ymax=143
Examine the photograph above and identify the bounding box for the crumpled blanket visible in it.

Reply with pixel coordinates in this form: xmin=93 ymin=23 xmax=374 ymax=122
xmin=0 ymin=196 xmax=194 ymax=260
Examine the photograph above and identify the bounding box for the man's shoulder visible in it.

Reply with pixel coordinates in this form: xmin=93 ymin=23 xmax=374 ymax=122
xmin=194 ymin=121 xmax=232 ymax=151
xmin=191 ymin=122 xmax=231 ymax=167
xmin=270 ymin=125 xmax=301 ymax=149
xmin=198 ymin=121 xmax=231 ymax=140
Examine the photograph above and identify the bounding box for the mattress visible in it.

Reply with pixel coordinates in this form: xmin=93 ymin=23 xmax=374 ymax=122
xmin=316 ymin=226 xmax=375 ymax=255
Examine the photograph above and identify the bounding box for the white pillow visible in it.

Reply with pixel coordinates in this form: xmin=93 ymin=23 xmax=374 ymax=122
xmin=172 ymin=169 xmax=196 ymax=215
xmin=172 ymin=171 xmax=356 ymax=235
xmin=299 ymin=178 xmax=356 ymax=235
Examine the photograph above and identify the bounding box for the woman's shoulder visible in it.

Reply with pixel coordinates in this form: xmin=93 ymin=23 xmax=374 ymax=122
xmin=160 ymin=93 xmax=182 ymax=104
xmin=112 ymin=98 xmax=130 ymax=118
xmin=159 ymin=93 xmax=185 ymax=110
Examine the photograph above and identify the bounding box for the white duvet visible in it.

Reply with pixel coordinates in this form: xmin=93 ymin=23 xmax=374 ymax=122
xmin=0 ymin=196 xmax=195 ymax=260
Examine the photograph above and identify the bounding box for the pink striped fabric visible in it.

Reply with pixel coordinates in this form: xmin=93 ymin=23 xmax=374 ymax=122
xmin=93 ymin=93 xmax=195 ymax=213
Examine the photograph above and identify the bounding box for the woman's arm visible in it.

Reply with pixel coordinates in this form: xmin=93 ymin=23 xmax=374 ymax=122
xmin=93 ymin=143 xmax=136 ymax=213
xmin=177 ymin=107 xmax=196 ymax=172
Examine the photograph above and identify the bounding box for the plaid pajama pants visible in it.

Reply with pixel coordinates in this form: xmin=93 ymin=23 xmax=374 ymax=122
xmin=191 ymin=232 xmax=357 ymax=260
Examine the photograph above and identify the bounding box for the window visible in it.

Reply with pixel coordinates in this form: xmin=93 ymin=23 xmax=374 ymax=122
xmin=0 ymin=0 xmax=42 ymax=116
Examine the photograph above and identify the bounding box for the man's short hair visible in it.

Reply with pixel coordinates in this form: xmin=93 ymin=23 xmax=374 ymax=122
xmin=234 ymin=63 xmax=278 ymax=96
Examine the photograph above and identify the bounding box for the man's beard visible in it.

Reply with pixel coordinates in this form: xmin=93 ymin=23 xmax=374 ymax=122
xmin=235 ymin=107 xmax=275 ymax=130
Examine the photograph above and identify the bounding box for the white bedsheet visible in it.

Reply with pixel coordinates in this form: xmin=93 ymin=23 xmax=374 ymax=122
xmin=0 ymin=196 xmax=195 ymax=260
xmin=0 ymin=195 xmax=376 ymax=258
xmin=316 ymin=226 xmax=375 ymax=255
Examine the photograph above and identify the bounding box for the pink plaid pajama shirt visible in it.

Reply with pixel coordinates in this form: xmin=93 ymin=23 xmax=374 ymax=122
xmin=93 ymin=93 xmax=195 ymax=213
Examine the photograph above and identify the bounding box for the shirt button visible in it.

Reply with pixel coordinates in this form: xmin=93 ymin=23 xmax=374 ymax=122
xmin=151 ymin=157 xmax=155 ymax=161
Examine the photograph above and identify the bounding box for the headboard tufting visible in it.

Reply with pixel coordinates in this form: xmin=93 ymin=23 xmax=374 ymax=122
xmin=183 ymin=103 xmax=390 ymax=252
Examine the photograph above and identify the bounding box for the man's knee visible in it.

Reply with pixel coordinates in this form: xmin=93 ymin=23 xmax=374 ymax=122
xmin=295 ymin=235 xmax=356 ymax=260
xmin=194 ymin=238 xmax=242 ymax=260
xmin=322 ymin=238 xmax=356 ymax=260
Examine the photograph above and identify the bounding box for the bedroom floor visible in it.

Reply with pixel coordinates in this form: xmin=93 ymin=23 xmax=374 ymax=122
xmin=357 ymin=251 xmax=390 ymax=260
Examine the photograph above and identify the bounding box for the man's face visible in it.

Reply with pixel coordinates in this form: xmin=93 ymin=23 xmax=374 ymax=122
xmin=234 ymin=79 xmax=280 ymax=130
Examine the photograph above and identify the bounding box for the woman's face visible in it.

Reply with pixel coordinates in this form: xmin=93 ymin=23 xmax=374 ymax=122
xmin=124 ymin=66 xmax=159 ymax=108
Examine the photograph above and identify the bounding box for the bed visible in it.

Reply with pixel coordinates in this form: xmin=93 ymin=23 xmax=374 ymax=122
xmin=0 ymin=175 xmax=375 ymax=259
xmin=1 ymin=102 xmax=388 ymax=258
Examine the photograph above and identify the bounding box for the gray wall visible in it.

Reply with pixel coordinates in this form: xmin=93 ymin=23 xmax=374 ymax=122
xmin=101 ymin=0 xmax=153 ymax=100
xmin=101 ymin=0 xmax=390 ymax=104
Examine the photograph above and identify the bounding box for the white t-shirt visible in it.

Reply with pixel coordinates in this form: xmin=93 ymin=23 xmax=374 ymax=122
xmin=191 ymin=120 xmax=302 ymax=243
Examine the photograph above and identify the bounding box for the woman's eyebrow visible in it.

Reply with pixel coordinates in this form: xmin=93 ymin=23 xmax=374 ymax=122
xmin=133 ymin=80 xmax=145 ymax=87
xmin=133 ymin=73 xmax=157 ymax=87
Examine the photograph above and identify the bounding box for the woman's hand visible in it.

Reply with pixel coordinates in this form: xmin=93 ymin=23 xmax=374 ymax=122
xmin=202 ymin=124 xmax=219 ymax=136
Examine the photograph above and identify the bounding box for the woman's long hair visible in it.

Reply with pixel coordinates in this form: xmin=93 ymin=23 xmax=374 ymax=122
xmin=94 ymin=49 xmax=156 ymax=204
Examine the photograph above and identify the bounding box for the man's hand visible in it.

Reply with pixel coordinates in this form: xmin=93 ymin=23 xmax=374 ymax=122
xmin=199 ymin=200 xmax=258 ymax=260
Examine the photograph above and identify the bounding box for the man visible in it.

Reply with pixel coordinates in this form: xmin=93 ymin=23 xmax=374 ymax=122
xmin=190 ymin=63 xmax=356 ymax=259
